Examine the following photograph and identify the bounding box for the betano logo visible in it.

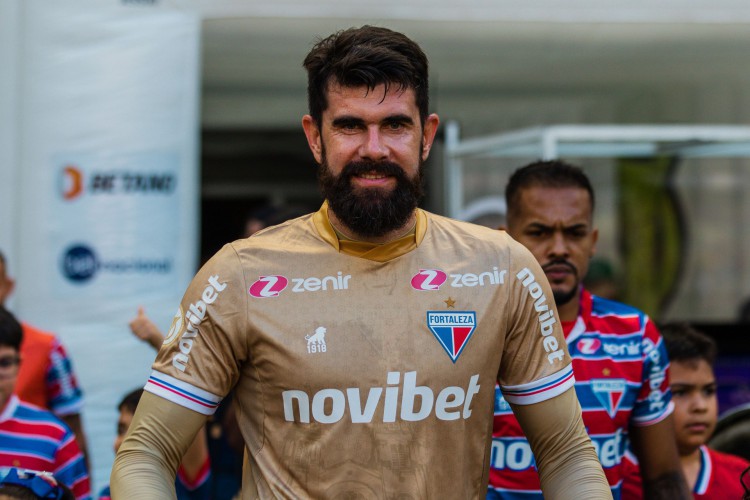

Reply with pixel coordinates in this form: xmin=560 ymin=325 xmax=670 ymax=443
xmin=61 ymin=166 xmax=84 ymax=200
xmin=58 ymin=164 xmax=175 ymax=201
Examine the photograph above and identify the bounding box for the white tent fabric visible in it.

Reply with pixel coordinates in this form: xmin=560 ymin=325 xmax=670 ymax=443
xmin=3 ymin=2 xmax=201 ymax=491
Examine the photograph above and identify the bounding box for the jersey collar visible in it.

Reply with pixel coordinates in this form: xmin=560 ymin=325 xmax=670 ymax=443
xmin=313 ymin=201 xmax=427 ymax=262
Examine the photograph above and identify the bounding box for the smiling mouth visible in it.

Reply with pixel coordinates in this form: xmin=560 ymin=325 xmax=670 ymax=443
xmin=358 ymin=172 xmax=389 ymax=180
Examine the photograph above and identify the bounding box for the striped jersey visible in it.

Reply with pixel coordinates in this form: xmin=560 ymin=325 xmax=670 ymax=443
xmin=488 ymin=289 xmax=673 ymax=499
xmin=0 ymin=395 xmax=90 ymax=499
xmin=620 ymin=445 xmax=750 ymax=499
xmin=16 ymin=323 xmax=84 ymax=417
xmin=145 ymin=205 xmax=574 ymax=499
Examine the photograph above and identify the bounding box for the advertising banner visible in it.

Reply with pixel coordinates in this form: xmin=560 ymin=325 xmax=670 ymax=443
xmin=14 ymin=1 xmax=200 ymax=490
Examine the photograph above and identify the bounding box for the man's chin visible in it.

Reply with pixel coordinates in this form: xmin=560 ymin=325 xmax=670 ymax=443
xmin=552 ymin=286 xmax=579 ymax=307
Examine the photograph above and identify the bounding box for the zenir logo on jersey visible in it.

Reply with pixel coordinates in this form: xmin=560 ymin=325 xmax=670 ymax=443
xmin=592 ymin=379 xmax=627 ymax=418
xmin=427 ymin=311 xmax=477 ymax=363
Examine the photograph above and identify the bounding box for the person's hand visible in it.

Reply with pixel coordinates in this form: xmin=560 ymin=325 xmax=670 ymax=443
xmin=129 ymin=306 xmax=164 ymax=350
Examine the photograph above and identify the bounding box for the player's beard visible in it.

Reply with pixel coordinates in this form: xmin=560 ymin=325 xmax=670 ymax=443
xmin=318 ymin=148 xmax=425 ymax=239
xmin=543 ymin=259 xmax=580 ymax=307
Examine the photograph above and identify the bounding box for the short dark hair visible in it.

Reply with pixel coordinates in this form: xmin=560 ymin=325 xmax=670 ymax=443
xmin=118 ymin=388 xmax=144 ymax=415
xmin=303 ymin=25 xmax=430 ymax=127
xmin=659 ymin=322 xmax=717 ymax=366
xmin=505 ymin=160 xmax=595 ymax=222
xmin=0 ymin=306 xmax=22 ymax=351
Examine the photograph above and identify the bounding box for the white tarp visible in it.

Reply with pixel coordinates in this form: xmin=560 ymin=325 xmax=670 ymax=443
xmin=7 ymin=1 xmax=200 ymax=491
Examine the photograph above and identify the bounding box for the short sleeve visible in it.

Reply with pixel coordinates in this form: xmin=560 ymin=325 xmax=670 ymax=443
xmin=631 ymin=318 xmax=673 ymax=426
xmin=146 ymin=244 xmax=249 ymax=415
xmin=46 ymin=340 xmax=84 ymax=416
xmin=497 ymin=242 xmax=574 ymax=405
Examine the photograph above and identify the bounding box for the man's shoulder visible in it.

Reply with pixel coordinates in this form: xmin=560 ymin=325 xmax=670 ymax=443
xmin=14 ymin=399 xmax=64 ymax=420
xmin=21 ymin=323 xmax=58 ymax=346
xmin=585 ymin=290 xmax=650 ymax=333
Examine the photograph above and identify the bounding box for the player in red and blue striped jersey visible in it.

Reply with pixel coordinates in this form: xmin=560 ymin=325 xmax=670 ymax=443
xmin=489 ymin=161 xmax=690 ymax=499
xmin=0 ymin=307 xmax=90 ymax=500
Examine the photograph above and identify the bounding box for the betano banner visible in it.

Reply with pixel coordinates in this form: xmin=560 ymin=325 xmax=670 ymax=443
xmin=15 ymin=2 xmax=200 ymax=490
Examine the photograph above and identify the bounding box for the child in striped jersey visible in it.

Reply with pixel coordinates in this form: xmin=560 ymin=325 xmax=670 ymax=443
xmin=0 ymin=307 xmax=90 ymax=500
xmin=621 ymin=323 xmax=750 ymax=499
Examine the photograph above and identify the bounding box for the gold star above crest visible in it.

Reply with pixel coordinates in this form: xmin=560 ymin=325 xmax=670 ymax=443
xmin=444 ymin=297 xmax=456 ymax=308
xmin=602 ymin=368 xmax=611 ymax=376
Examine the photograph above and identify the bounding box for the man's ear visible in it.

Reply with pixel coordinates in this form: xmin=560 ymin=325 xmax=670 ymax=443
xmin=302 ymin=115 xmax=323 ymax=164
xmin=421 ymin=113 xmax=440 ymax=162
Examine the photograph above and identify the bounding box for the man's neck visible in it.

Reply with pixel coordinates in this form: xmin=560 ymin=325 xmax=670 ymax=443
xmin=327 ymin=207 xmax=417 ymax=244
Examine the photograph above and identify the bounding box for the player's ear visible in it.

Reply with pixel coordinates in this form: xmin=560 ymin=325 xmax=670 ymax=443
xmin=590 ymin=227 xmax=599 ymax=257
xmin=302 ymin=115 xmax=323 ymax=164
xmin=421 ymin=114 xmax=440 ymax=162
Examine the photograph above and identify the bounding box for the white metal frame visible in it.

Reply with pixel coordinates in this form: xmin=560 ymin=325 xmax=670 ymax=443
xmin=443 ymin=122 xmax=750 ymax=219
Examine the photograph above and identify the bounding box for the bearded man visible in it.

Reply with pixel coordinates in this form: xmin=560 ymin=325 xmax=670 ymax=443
xmin=111 ymin=26 xmax=611 ymax=499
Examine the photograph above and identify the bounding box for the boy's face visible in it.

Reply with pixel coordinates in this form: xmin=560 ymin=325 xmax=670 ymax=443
xmin=670 ymin=359 xmax=717 ymax=455
xmin=0 ymin=345 xmax=20 ymax=409
xmin=114 ymin=407 xmax=134 ymax=454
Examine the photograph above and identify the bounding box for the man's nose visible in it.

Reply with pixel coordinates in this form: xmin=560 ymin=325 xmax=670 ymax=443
xmin=359 ymin=126 xmax=388 ymax=161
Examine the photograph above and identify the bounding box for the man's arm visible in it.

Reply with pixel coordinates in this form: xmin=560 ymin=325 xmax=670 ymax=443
xmin=511 ymin=387 xmax=612 ymax=500
xmin=111 ymin=391 xmax=207 ymax=499
xmin=629 ymin=416 xmax=690 ymax=499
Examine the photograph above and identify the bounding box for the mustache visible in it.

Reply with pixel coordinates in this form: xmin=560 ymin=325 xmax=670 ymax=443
xmin=542 ymin=260 xmax=577 ymax=275
xmin=339 ymin=160 xmax=409 ymax=181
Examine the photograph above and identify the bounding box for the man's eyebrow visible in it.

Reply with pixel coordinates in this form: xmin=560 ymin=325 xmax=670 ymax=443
xmin=331 ymin=116 xmax=365 ymax=128
xmin=382 ymin=114 xmax=414 ymax=125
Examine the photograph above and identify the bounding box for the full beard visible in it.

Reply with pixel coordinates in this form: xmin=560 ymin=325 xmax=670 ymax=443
xmin=318 ymin=154 xmax=424 ymax=239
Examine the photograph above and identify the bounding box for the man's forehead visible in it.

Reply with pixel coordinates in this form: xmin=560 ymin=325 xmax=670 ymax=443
xmin=324 ymin=81 xmax=416 ymax=110
xmin=516 ymin=186 xmax=593 ymax=222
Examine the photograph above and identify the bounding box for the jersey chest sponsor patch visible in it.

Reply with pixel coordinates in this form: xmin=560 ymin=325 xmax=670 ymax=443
xmin=426 ymin=311 xmax=476 ymax=363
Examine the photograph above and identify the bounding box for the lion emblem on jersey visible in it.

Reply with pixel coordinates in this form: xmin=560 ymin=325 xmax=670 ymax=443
xmin=306 ymin=327 xmax=327 ymax=354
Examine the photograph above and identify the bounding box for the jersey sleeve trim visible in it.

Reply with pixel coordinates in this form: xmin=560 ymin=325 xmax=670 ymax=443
xmin=500 ymin=363 xmax=575 ymax=405
xmin=144 ymin=371 xmax=221 ymax=416
xmin=630 ymin=400 xmax=674 ymax=427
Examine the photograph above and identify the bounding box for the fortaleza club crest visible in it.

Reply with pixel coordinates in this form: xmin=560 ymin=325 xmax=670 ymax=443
xmin=426 ymin=311 xmax=477 ymax=363
xmin=591 ymin=379 xmax=627 ymax=418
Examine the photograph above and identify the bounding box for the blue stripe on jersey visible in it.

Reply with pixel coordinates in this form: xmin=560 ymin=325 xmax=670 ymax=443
xmin=694 ymin=446 xmax=711 ymax=495
xmin=501 ymin=364 xmax=575 ymax=405
xmin=590 ymin=295 xmax=644 ymax=323
xmin=145 ymin=371 xmax=221 ymax=415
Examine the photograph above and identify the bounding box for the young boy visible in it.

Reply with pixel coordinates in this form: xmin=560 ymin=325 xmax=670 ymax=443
xmin=621 ymin=322 xmax=750 ymax=498
xmin=0 ymin=307 xmax=90 ymax=499
xmin=99 ymin=388 xmax=211 ymax=500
